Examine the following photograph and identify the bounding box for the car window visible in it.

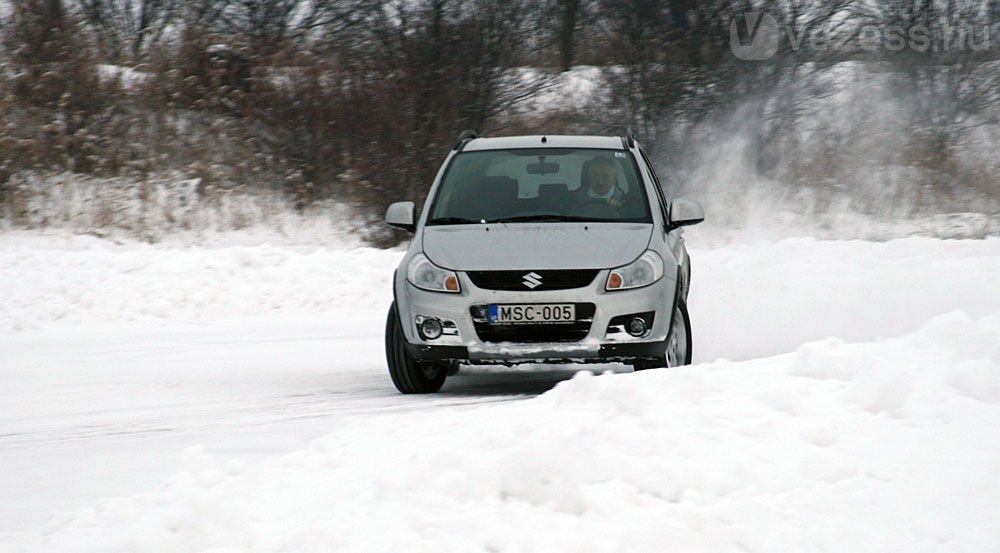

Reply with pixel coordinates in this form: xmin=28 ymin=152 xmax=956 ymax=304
xmin=427 ymin=148 xmax=652 ymax=224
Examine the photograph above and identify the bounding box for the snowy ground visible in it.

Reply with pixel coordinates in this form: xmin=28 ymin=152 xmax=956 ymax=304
xmin=2 ymin=230 xmax=999 ymax=552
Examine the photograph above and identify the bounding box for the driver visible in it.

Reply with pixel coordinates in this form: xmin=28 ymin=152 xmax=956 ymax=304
xmin=573 ymin=156 xmax=629 ymax=209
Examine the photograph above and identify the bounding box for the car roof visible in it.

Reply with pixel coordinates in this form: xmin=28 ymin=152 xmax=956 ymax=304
xmin=462 ymin=135 xmax=626 ymax=152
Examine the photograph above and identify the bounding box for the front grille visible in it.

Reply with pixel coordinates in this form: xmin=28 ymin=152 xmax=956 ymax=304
xmin=467 ymin=269 xmax=599 ymax=291
xmin=471 ymin=303 xmax=596 ymax=343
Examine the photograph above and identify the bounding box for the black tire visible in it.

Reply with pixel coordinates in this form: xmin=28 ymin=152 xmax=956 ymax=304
xmin=632 ymin=299 xmax=692 ymax=371
xmin=385 ymin=302 xmax=447 ymax=393
xmin=666 ymin=300 xmax=693 ymax=367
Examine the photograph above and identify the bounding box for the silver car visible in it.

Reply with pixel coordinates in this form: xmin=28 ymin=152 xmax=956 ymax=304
xmin=384 ymin=133 xmax=704 ymax=393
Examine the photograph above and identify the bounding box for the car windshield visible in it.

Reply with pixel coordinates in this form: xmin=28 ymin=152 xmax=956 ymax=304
xmin=427 ymin=148 xmax=652 ymax=225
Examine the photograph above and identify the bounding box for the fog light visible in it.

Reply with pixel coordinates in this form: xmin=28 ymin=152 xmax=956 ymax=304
xmin=626 ymin=317 xmax=647 ymax=337
xmin=420 ymin=318 xmax=443 ymax=340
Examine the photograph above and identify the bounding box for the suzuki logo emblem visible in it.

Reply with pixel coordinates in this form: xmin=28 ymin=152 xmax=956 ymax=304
xmin=522 ymin=272 xmax=542 ymax=289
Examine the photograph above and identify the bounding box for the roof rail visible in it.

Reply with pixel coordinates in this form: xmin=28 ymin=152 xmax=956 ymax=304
xmin=453 ymin=129 xmax=479 ymax=151
xmin=622 ymin=128 xmax=636 ymax=148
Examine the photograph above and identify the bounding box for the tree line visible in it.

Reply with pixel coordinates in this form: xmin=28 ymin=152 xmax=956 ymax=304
xmin=1 ymin=0 xmax=997 ymax=240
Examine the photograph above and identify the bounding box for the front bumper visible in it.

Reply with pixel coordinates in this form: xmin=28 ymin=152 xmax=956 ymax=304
xmin=396 ymin=268 xmax=676 ymax=364
xmin=405 ymin=340 xmax=669 ymax=364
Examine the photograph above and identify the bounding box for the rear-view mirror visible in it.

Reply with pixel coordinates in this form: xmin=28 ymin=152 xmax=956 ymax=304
xmin=527 ymin=161 xmax=560 ymax=175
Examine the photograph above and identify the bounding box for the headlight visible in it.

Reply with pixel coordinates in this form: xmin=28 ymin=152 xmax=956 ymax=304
xmin=407 ymin=253 xmax=460 ymax=293
xmin=606 ymin=251 xmax=664 ymax=291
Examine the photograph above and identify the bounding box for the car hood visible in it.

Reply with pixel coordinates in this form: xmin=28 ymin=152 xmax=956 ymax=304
xmin=421 ymin=223 xmax=653 ymax=271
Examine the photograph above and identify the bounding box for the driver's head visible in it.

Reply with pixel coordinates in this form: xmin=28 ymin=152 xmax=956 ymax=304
xmin=581 ymin=157 xmax=618 ymax=195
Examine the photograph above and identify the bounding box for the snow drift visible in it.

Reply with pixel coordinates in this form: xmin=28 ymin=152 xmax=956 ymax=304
xmin=18 ymin=311 xmax=1000 ymax=553
xmin=2 ymin=233 xmax=999 ymax=552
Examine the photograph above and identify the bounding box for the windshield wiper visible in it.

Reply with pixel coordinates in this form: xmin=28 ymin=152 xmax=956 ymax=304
xmin=427 ymin=216 xmax=483 ymax=225
xmin=489 ymin=214 xmax=595 ymax=223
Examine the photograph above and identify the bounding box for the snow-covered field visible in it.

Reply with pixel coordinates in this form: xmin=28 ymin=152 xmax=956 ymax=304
xmin=2 ymin=229 xmax=1000 ymax=552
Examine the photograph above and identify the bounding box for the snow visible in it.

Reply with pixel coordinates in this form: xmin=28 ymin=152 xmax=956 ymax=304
xmin=2 ymin=172 xmax=368 ymax=244
xmin=510 ymin=66 xmax=606 ymax=114
xmin=2 ymin=231 xmax=1000 ymax=552
xmin=0 ymin=232 xmax=396 ymax=333
xmin=97 ymin=64 xmax=149 ymax=87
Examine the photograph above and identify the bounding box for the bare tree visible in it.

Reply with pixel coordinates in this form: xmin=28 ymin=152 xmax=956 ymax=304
xmin=75 ymin=0 xmax=178 ymax=61
xmin=556 ymin=0 xmax=583 ymax=71
xmin=200 ymin=0 xmax=373 ymax=56
xmin=867 ymin=0 xmax=1000 ymax=139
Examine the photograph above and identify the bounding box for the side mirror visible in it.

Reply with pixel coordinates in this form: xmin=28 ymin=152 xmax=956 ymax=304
xmin=385 ymin=201 xmax=416 ymax=233
xmin=669 ymin=198 xmax=705 ymax=228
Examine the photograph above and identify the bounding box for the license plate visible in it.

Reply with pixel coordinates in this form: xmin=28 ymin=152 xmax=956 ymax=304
xmin=488 ymin=304 xmax=575 ymax=324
